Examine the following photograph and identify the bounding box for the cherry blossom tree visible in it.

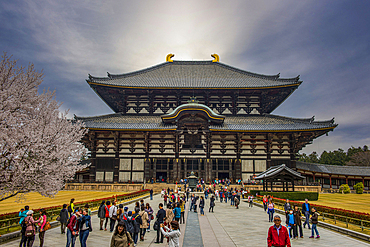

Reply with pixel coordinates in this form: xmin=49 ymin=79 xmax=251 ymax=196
xmin=0 ymin=53 xmax=89 ymax=201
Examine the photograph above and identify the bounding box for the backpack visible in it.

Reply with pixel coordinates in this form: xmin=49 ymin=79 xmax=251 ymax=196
xmin=135 ymin=214 xmax=142 ymax=225
xmin=125 ymin=218 xmax=134 ymax=234
xmin=67 ymin=205 xmax=72 ymax=213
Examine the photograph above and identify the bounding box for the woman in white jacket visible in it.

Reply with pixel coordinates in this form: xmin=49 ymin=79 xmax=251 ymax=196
xmin=160 ymin=221 xmax=181 ymax=247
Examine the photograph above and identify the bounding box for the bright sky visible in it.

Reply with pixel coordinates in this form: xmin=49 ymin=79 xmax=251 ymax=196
xmin=1 ymin=0 xmax=369 ymax=155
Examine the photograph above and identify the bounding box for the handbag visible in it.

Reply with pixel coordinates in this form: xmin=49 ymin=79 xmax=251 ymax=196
xmin=44 ymin=222 xmax=51 ymax=231
xmin=153 ymin=220 xmax=159 ymax=231
xmin=56 ymin=216 xmax=61 ymax=221
xmin=151 ymin=215 xmax=154 ymax=220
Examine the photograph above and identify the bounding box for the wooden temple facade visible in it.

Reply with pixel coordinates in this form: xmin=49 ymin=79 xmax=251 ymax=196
xmin=75 ymin=54 xmax=337 ymax=183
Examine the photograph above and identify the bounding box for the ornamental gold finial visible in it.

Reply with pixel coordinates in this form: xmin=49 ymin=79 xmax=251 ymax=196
xmin=211 ymin=54 xmax=219 ymax=62
xmin=166 ymin=54 xmax=174 ymax=62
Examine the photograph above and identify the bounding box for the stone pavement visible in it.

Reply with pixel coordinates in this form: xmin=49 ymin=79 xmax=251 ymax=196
xmin=3 ymin=194 xmax=370 ymax=247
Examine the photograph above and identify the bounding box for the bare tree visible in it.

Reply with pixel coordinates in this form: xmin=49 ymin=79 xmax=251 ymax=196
xmin=347 ymin=151 xmax=370 ymax=167
xmin=0 ymin=53 xmax=89 ymax=201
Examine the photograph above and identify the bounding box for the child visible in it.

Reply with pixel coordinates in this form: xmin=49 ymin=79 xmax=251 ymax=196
xmin=287 ymin=210 xmax=297 ymax=239
xmin=248 ymin=195 xmax=254 ymax=207
xmin=309 ymin=207 xmax=320 ymax=238
xmin=294 ymin=205 xmax=303 ymax=238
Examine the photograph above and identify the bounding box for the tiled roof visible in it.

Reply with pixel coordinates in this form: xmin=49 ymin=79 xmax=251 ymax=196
xmin=87 ymin=60 xmax=301 ymax=89
xmin=75 ymin=113 xmax=336 ymax=131
xmin=296 ymin=161 xmax=370 ymax=176
xmin=255 ymin=164 xmax=305 ymax=180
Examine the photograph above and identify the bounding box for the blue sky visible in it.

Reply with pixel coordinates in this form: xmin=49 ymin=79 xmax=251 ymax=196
xmin=1 ymin=0 xmax=370 ymax=154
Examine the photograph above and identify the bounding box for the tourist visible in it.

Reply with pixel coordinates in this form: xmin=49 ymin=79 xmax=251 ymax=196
xmin=117 ymin=204 xmax=124 ymax=221
xmin=166 ymin=203 xmax=175 ymax=225
xmin=302 ymin=198 xmax=311 ymax=229
xmin=123 ymin=207 xmax=129 ymax=219
xmin=145 ymin=203 xmax=154 ymax=232
xmin=19 ymin=205 xmax=29 ymax=247
xmin=160 ymin=221 xmax=181 ymax=247
xmin=267 ymin=215 xmax=291 ymax=247
xmin=104 ymin=201 xmax=111 ymax=231
xmin=66 ymin=209 xmax=80 ymax=247
xmin=219 ymin=190 xmax=223 ymax=202
xmin=193 ymin=195 xmax=199 ymax=213
xmin=140 ymin=199 xmax=145 ymax=208
xmin=224 ymin=190 xmax=228 ymax=203
xmin=139 ymin=205 xmax=149 ymax=241
xmin=150 ymin=189 xmax=154 ymax=200
xmin=199 ymin=196 xmax=205 ymax=215
xmin=78 ymin=208 xmax=92 ymax=247
xmin=164 ymin=193 xmax=168 ymax=204
xmin=284 ymin=199 xmax=292 ymax=224
xmin=293 ymin=205 xmax=303 ymax=238
xmin=263 ymin=195 xmax=268 ymax=211
xmin=98 ymin=200 xmax=106 ymax=230
xmin=109 ymin=201 xmax=118 ymax=232
xmin=179 ymin=200 xmax=185 ymax=224
xmin=186 ymin=189 xmax=189 ymax=201
xmin=287 ymin=210 xmax=297 ymax=239
xmin=155 ymin=203 xmax=166 ymax=244
xmin=234 ymin=196 xmax=240 ymax=209
xmin=209 ymin=195 xmax=215 ymax=213
xmin=125 ymin=211 xmax=135 ymax=239
xmin=38 ymin=209 xmax=47 ymax=247
xmin=134 ymin=201 xmax=140 ymax=213
xmin=173 ymin=203 xmax=181 ymax=221
xmin=68 ymin=198 xmax=75 ymax=217
xmin=248 ymin=194 xmax=254 ymax=207
xmin=161 ymin=189 xmax=165 ymax=198
xmin=85 ymin=204 xmax=91 ymax=216
xmin=189 ymin=194 xmax=194 ymax=211
xmin=60 ymin=204 xmax=69 ymax=234
xmin=267 ymin=198 xmax=275 ymax=222
xmin=309 ymin=207 xmax=320 ymax=239
xmin=110 ymin=221 xmax=134 ymax=247
xmin=23 ymin=210 xmax=41 ymax=247
xmin=132 ymin=210 xmax=141 ymax=246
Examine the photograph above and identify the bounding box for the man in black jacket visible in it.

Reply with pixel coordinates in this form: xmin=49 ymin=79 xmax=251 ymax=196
xmin=284 ymin=199 xmax=292 ymax=224
xmin=302 ymin=199 xmax=311 ymax=229
xmin=98 ymin=201 xmax=106 ymax=230
xmin=155 ymin=203 xmax=166 ymax=243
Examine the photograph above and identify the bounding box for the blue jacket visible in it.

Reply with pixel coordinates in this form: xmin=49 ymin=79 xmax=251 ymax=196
xmin=173 ymin=207 xmax=181 ymax=218
xmin=287 ymin=213 xmax=295 ymax=225
xmin=19 ymin=210 xmax=28 ymax=224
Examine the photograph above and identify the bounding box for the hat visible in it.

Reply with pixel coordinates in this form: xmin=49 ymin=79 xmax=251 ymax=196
xmin=124 ymin=207 xmax=128 ymax=211
xmin=128 ymin=211 xmax=132 ymax=216
xmin=26 ymin=210 xmax=34 ymax=215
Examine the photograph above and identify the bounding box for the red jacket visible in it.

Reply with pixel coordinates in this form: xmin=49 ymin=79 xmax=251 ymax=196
xmin=67 ymin=215 xmax=79 ymax=233
xmin=105 ymin=205 xmax=111 ymax=218
xmin=267 ymin=225 xmax=291 ymax=247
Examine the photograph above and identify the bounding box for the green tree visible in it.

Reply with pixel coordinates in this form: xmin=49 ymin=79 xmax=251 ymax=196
xmin=339 ymin=184 xmax=351 ymax=194
xmin=354 ymin=182 xmax=364 ymax=194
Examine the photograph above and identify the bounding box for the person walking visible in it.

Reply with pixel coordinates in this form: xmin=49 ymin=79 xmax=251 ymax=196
xmin=173 ymin=203 xmax=181 ymax=221
xmin=248 ymin=195 xmax=254 ymax=207
xmin=155 ymin=203 xmax=166 ymax=244
xmin=38 ymin=209 xmax=47 ymax=247
xmin=165 ymin=204 xmax=175 ymax=225
xmin=234 ymin=196 xmax=240 ymax=209
xmin=209 ymin=195 xmax=215 ymax=213
xmin=109 ymin=201 xmax=118 ymax=232
xmin=179 ymin=200 xmax=185 ymax=224
xmin=267 ymin=198 xmax=275 ymax=222
xmin=302 ymin=198 xmax=311 ymax=229
xmin=160 ymin=221 xmax=181 ymax=247
xmin=85 ymin=204 xmax=91 ymax=216
xmin=309 ymin=207 xmax=320 ymax=239
xmin=263 ymin=195 xmax=268 ymax=211
xmin=59 ymin=204 xmax=69 ymax=234
xmin=293 ymin=205 xmax=303 ymax=238
xmin=66 ymin=209 xmax=80 ymax=247
xmin=267 ymin=215 xmax=291 ymax=247
xmin=199 ymin=196 xmax=205 ymax=215
xmin=284 ymin=199 xmax=292 ymax=224
xmin=110 ymin=221 xmax=134 ymax=247
xmin=98 ymin=200 xmax=106 ymax=230
xmin=132 ymin=210 xmax=141 ymax=246
xmin=145 ymin=203 xmax=154 ymax=232
xmin=139 ymin=205 xmax=149 ymax=242
xmin=23 ymin=210 xmax=41 ymax=247
xmin=150 ymin=189 xmax=154 ymax=200
xmin=287 ymin=210 xmax=297 ymax=239
xmin=78 ymin=208 xmax=92 ymax=247
xmin=104 ymin=201 xmax=111 ymax=231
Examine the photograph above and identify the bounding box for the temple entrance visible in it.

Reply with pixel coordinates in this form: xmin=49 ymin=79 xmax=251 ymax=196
xmin=156 ymin=172 xmax=167 ymax=182
xmin=218 ymin=172 xmax=229 ymax=180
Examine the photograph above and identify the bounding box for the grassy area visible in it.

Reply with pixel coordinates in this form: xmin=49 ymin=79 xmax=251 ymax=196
xmin=310 ymin=193 xmax=370 ymax=213
xmin=0 ymin=191 xmax=122 ymax=215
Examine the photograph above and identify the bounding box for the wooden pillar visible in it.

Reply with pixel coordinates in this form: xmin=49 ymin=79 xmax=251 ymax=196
xmin=329 ymin=175 xmax=332 ymax=189
xmin=270 ymin=180 xmax=273 ymax=192
xmin=144 ymin=132 xmax=151 ymax=181
xmin=313 ymin=172 xmax=316 ymax=184
xmin=173 ymin=132 xmax=180 ymax=182
xmin=282 ymin=181 xmax=285 ymax=192
xmin=114 ymin=131 xmax=120 ymax=183
xmin=346 ymin=176 xmax=348 ymax=185
xmin=235 ymin=133 xmax=242 ymax=180
xmin=205 ymin=132 xmax=212 ymax=183
xmin=263 ymin=180 xmax=265 ymax=191
xmin=292 ymin=179 xmax=295 ymax=192
xmin=266 ymin=134 xmax=272 ymax=169
xmin=89 ymin=131 xmax=97 ymax=183
xmin=362 ymin=177 xmax=365 ymax=189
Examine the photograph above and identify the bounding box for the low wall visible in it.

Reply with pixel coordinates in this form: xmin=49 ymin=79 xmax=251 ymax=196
xmin=244 ymin=185 xmax=321 ymax=193
xmin=65 ymin=183 xmax=143 ymax=192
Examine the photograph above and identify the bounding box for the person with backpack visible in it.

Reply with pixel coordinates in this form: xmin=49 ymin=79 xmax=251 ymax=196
xmin=24 ymin=210 xmax=41 ymax=247
xmin=117 ymin=204 xmax=124 ymax=221
xmin=38 ymin=209 xmax=47 ymax=247
xmin=209 ymin=195 xmax=215 ymax=213
xmin=109 ymin=201 xmax=118 ymax=232
xmin=173 ymin=203 xmax=181 ymax=222
xmin=98 ymin=200 xmax=106 ymax=230
xmin=66 ymin=209 xmax=80 ymax=247
xmin=104 ymin=201 xmax=111 ymax=231
xmin=139 ymin=205 xmax=149 ymax=241
xmin=68 ymin=198 xmax=75 ymax=217
xmin=145 ymin=203 xmax=154 ymax=232
xmin=60 ymin=204 xmax=69 ymax=234
xmin=78 ymin=208 xmax=92 ymax=247
xmin=110 ymin=221 xmax=134 ymax=247
xmin=309 ymin=207 xmax=320 ymax=239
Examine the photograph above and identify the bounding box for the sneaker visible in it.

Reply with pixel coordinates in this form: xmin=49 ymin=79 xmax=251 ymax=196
xmin=309 ymin=236 xmax=314 ymax=238
xmin=300 ymin=236 xmax=304 ymax=238
xmin=147 ymin=229 xmax=150 ymax=232
xmin=316 ymin=236 xmax=320 ymax=239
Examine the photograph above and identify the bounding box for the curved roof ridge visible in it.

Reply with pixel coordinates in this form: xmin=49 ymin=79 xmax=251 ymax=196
xmin=74 ymin=112 xmax=123 ymax=120
xmin=300 ymin=161 xmax=368 ymax=169
xmin=264 ymin=114 xmax=336 ymax=125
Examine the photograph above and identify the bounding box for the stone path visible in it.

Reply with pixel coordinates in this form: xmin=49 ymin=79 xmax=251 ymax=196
xmin=3 ymin=194 xmax=370 ymax=247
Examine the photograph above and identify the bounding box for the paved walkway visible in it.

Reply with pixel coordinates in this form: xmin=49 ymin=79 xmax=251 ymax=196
xmin=4 ymin=194 xmax=370 ymax=246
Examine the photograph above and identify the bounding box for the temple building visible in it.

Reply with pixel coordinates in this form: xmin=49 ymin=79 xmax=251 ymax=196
xmin=75 ymin=54 xmax=337 ymax=183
